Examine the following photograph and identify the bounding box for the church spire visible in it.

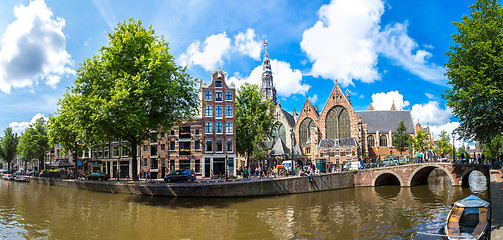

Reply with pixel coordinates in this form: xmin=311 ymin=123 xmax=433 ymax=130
xmin=261 ymin=41 xmax=277 ymax=104
xmin=390 ymin=101 xmax=397 ymax=110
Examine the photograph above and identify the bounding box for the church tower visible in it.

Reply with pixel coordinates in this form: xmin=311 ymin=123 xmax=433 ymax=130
xmin=261 ymin=43 xmax=277 ymax=103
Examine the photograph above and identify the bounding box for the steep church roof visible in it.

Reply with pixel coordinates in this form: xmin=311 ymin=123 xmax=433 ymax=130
xmin=268 ymin=138 xmax=290 ymax=156
xmin=356 ymin=110 xmax=415 ymax=134
xmin=281 ymin=107 xmax=296 ymax=127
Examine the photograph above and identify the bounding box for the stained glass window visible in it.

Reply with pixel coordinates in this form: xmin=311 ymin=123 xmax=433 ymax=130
xmin=300 ymin=118 xmax=315 ymax=147
xmin=380 ymin=135 xmax=388 ymax=147
xmin=325 ymin=106 xmax=351 ymax=139
xmin=367 ymin=135 xmax=375 ymax=148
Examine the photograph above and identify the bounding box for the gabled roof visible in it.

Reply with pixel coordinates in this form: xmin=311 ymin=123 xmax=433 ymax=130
xmin=268 ymin=138 xmax=290 ymax=156
xmin=318 ymin=138 xmax=358 ymax=149
xmin=356 ymin=110 xmax=415 ymax=134
xmin=281 ymin=108 xmax=296 ymax=127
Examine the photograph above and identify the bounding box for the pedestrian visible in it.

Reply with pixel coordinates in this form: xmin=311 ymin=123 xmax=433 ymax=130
xmin=146 ymin=169 xmax=150 ymax=180
xmin=243 ymin=167 xmax=247 ymax=178
xmin=139 ymin=169 xmax=143 ymax=180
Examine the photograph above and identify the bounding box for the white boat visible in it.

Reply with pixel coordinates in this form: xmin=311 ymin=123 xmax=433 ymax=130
xmin=445 ymin=195 xmax=490 ymax=240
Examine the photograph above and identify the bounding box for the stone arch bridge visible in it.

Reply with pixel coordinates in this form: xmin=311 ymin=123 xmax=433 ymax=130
xmin=354 ymin=163 xmax=490 ymax=187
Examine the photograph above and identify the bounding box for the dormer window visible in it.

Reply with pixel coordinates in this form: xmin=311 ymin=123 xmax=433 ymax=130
xmin=215 ymin=81 xmax=222 ymax=88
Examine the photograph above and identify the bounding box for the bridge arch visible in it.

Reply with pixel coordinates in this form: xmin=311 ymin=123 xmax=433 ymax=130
xmin=407 ymin=165 xmax=455 ymax=186
xmin=459 ymin=168 xmax=489 ymax=187
xmin=373 ymin=171 xmax=403 ymax=186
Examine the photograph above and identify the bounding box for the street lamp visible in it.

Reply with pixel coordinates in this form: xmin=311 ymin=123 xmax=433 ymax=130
xmin=452 ymin=131 xmax=456 ymax=162
xmin=290 ymin=128 xmax=295 ymax=175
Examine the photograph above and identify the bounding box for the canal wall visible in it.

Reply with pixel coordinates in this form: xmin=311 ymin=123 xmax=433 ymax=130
xmin=490 ymin=169 xmax=503 ymax=240
xmin=26 ymin=171 xmax=355 ymax=197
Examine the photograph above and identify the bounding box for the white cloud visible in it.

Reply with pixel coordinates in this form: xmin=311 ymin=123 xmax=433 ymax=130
xmin=91 ymin=0 xmax=117 ymax=29
xmin=371 ymin=90 xmax=409 ymax=110
xmin=234 ymin=29 xmax=263 ymax=60
xmin=425 ymin=93 xmax=435 ymax=100
xmin=300 ymin=0 xmax=382 ymax=87
xmin=0 ymin=0 xmax=74 ymax=93
xmin=228 ymin=59 xmax=309 ymax=98
xmin=429 ymin=122 xmax=459 ymax=141
xmin=308 ymin=94 xmax=318 ymax=104
xmin=300 ymin=0 xmax=446 ymax=86
xmin=411 ymin=101 xmax=452 ymax=126
xmin=179 ymin=32 xmax=232 ymax=71
xmin=377 ymin=23 xmax=446 ymax=85
xmin=9 ymin=113 xmax=48 ymax=133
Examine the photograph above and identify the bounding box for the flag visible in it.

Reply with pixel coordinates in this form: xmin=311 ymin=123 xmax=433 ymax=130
xmin=264 ymin=41 xmax=268 ymax=46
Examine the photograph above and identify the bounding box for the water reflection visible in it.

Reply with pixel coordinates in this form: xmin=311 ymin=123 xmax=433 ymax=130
xmin=0 ymin=171 xmax=489 ymax=240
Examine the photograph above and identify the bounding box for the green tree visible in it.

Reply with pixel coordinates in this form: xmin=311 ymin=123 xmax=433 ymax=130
xmin=0 ymin=127 xmax=18 ymax=170
xmin=444 ymin=0 xmax=503 ymax=144
xmin=412 ymin=130 xmax=429 ymax=155
xmin=480 ymin=134 xmax=503 ymax=161
xmin=17 ymin=117 xmax=49 ymax=171
xmin=392 ymin=121 xmax=411 ymax=159
xmin=48 ymin=93 xmax=88 ymax=177
xmin=71 ymin=19 xmax=198 ymax=180
xmin=434 ymin=130 xmax=452 ymax=158
xmin=236 ymin=83 xmax=277 ymax=167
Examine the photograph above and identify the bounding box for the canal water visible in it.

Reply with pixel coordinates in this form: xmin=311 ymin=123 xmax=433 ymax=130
xmin=0 ymin=171 xmax=487 ymax=240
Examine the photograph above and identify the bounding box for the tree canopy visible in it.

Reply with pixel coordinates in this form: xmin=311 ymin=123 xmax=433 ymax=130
xmin=444 ymin=0 xmax=503 ymax=144
xmin=0 ymin=127 xmax=18 ymax=170
xmin=392 ymin=121 xmax=411 ymax=158
xmin=236 ymin=83 xmax=277 ymax=165
xmin=68 ymin=19 xmax=199 ymax=180
xmin=412 ymin=130 xmax=430 ymax=154
xmin=17 ymin=117 xmax=49 ymax=171
xmin=434 ymin=130 xmax=453 ymax=158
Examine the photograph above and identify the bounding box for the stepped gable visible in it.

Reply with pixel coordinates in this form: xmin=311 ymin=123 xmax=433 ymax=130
xmin=318 ymin=82 xmax=360 ymax=139
xmin=356 ymin=110 xmax=415 ymax=134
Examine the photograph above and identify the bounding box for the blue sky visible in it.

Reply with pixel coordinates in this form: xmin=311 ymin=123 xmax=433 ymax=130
xmin=0 ymin=0 xmax=477 ymax=146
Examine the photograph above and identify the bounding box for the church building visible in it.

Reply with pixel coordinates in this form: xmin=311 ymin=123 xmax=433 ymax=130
xmin=261 ymin=49 xmax=415 ymax=168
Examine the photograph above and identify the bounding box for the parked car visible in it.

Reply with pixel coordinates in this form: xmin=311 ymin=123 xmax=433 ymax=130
xmin=40 ymin=170 xmax=61 ymax=178
xmin=85 ymin=172 xmax=110 ymax=181
xmin=382 ymin=158 xmax=399 ymax=166
xmin=164 ymin=170 xmax=196 ymax=183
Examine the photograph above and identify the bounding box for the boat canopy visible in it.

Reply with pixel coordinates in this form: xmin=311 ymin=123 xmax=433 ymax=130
xmin=454 ymin=195 xmax=490 ymax=208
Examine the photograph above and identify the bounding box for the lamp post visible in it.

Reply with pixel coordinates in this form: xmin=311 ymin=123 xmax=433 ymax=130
xmin=290 ymin=128 xmax=295 ymax=175
xmin=452 ymin=131 xmax=456 ymax=162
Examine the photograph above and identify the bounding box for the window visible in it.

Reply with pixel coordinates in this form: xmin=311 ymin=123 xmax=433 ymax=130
xmin=367 ymin=135 xmax=375 ymax=148
xmin=225 ymin=91 xmax=232 ymax=100
xmin=104 ymin=147 xmax=109 ymax=158
xmin=215 ymin=92 xmax=222 ymax=101
xmin=226 ymin=122 xmax=233 ymax=134
xmin=113 ymin=146 xmax=120 ymax=157
xmin=226 ymin=139 xmax=233 ymax=152
xmin=195 ymin=129 xmax=200 ymax=135
xmin=195 ymin=140 xmax=201 ymax=150
xmin=150 ymin=145 xmax=158 ymax=156
xmin=215 ymin=106 xmax=222 ymax=117
xmin=216 ymin=139 xmax=223 ymax=152
xmin=205 ymin=122 xmax=213 ymax=134
xmin=205 ymin=140 xmax=213 ymax=152
xmin=170 ymin=130 xmax=175 ymax=135
xmin=299 ymin=118 xmax=315 ymax=147
xmin=143 ymin=158 xmax=148 ymax=167
xmin=205 ymin=91 xmax=212 ymax=100
xmin=160 ymin=132 xmax=165 ymax=138
xmin=170 ymin=141 xmax=175 ymax=151
xmin=216 ymin=122 xmax=222 ymax=133
xmin=179 ymin=160 xmax=190 ymax=170
xmin=325 ymin=106 xmax=350 ymax=139
xmin=215 ymin=80 xmax=222 ymax=87
xmin=226 ymin=106 xmax=232 ymax=117
xmin=195 ymin=160 xmax=201 ymax=173
xmin=169 ymin=160 xmax=175 ymax=171
xmin=160 ymin=144 xmax=165 ymax=150
xmin=272 ymin=124 xmax=286 ymax=143
xmin=151 ymin=158 xmax=158 ymax=169
xmin=205 ymin=106 xmax=212 ymax=117
xmin=380 ymin=135 xmax=388 ymax=147
xmin=143 ymin=145 xmax=148 ymax=151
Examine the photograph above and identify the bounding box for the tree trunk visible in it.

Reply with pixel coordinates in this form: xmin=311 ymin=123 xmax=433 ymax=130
xmin=131 ymin=141 xmax=138 ymax=181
